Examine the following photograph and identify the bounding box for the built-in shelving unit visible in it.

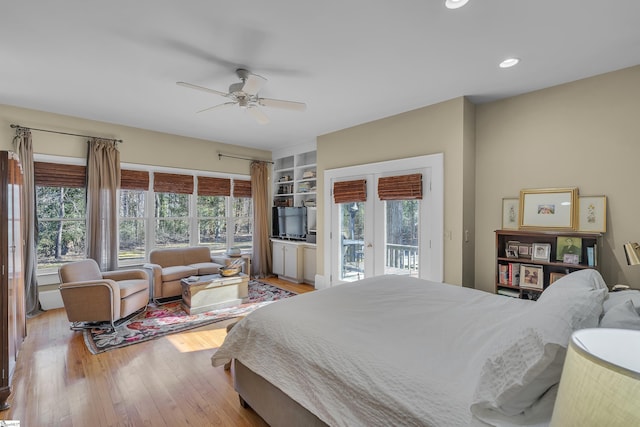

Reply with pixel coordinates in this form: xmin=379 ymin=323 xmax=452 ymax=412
xmin=273 ymin=148 xmax=317 ymax=235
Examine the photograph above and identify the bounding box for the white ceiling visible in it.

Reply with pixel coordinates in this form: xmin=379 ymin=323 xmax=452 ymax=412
xmin=2 ymin=1 xmax=640 ymax=152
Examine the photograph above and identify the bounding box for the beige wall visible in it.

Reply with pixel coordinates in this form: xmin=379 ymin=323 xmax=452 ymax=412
xmin=317 ymin=97 xmax=473 ymax=285
xmin=475 ymin=65 xmax=640 ymax=292
xmin=0 ymin=104 xmax=270 ymax=173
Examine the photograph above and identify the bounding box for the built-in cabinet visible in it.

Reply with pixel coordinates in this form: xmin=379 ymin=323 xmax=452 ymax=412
xmin=303 ymin=246 xmax=317 ymax=285
xmin=0 ymin=151 xmax=26 ymax=410
xmin=495 ymin=229 xmax=602 ymax=300
xmin=272 ymin=239 xmax=316 ymax=284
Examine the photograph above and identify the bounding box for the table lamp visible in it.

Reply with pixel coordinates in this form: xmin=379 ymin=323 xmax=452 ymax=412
xmin=550 ymin=328 xmax=640 ymax=426
xmin=624 ymin=242 xmax=640 ymax=266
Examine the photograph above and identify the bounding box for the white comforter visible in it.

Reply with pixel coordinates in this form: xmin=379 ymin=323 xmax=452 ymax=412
xmin=211 ymin=272 xmax=606 ymax=426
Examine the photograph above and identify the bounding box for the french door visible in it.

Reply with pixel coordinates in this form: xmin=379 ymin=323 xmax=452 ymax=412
xmin=324 ymin=154 xmax=443 ymax=286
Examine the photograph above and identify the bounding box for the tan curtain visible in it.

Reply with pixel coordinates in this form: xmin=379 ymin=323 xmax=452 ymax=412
xmin=13 ymin=129 xmax=43 ymax=316
xmin=250 ymin=161 xmax=271 ymax=278
xmin=86 ymin=139 xmax=120 ymax=271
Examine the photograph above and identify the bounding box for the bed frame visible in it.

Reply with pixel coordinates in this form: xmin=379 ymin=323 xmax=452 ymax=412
xmin=234 ymin=360 xmax=328 ymax=427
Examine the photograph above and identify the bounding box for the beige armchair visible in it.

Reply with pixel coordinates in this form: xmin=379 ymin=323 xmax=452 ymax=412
xmin=59 ymin=259 xmax=150 ymax=330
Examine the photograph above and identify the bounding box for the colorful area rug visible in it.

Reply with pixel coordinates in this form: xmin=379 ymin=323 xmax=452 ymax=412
xmin=83 ymin=281 xmax=295 ymax=354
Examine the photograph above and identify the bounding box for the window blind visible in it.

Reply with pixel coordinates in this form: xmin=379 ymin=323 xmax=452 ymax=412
xmin=233 ymin=179 xmax=252 ymax=198
xmin=154 ymin=172 xmax=194 ymax=194
xmin=333 ymin=179 xmax=367 ymax=204
xmin=120 ymin=169 xmax=149 ymax=191
xmin=378 ymin=173 xmax=423 ymax=200
xmin=34 ymin=161 xmax=86 ymax=188
xmin=197 ymin=176 xmax=231 ymax=196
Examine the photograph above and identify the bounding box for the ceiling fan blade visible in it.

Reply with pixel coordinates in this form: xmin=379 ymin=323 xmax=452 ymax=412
xmin=246 ymin=106 xmax=270 ymax=124
xmin=177 ymin=81 xmax=230 ymax=99
xmin=241 ymin=73 xmax=267 ymax=96
xmin=196 ymin=102 xmax=237 ymax=114
xmin=259 ymin=97 xmax=307 ymax=111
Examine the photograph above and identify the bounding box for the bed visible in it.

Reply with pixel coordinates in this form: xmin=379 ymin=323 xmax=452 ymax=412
xmin=211 ymin=269 xmax=613 ymax=426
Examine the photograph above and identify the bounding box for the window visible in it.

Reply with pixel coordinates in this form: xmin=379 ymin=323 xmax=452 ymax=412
xmin=35 ymin=162 xmax=87 ymax=273
xmin=119 ymin=169 xmax=149 ymax=265
xmin=197 ymin=195 xmax=227 ymax=252
xmin=119 ymin=189 xmax=146 ymax=264
xmin=153 ymin=172 xmax=193 ymax=249
xmin=34 ymin=159 xmax=253 ymax=273
xmin=232 ymin=196 xmax=252 ymax=252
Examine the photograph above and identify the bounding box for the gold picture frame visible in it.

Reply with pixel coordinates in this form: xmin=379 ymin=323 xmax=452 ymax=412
xmin=519 ymin=187 xmax=578 ymax=230
xmin=578 ymin=195 xmax=607 ymax=233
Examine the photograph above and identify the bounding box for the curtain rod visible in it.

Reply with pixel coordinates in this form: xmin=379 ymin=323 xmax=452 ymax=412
xmin=218 ymin=152 xmax=273 ymax=164
xmin=10 ymin=124 xmax=123 ymax=143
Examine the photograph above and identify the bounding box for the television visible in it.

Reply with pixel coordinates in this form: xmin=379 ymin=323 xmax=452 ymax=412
xmin=272 ymin=206 xmax=307 ymax=240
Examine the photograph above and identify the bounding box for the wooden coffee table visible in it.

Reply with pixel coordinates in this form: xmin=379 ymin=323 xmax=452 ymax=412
xmin=180 ymin=273 xmax=249 ymax=315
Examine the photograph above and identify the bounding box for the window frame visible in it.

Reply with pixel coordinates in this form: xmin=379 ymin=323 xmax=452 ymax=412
xmin=34 ymin=155 xmax=253 ymax=278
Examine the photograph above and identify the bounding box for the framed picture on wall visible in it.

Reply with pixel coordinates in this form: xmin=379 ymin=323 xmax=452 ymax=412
xmin=502 ymin=197 xmax=520 ymax=230
xmin=519 ymin=187 xmax=578 ymax=230
xmin=578 ymin=195 xmax=607 ymax=233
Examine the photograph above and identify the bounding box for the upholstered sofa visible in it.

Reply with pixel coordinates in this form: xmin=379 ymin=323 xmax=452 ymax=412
xmin=145 ymin=247 xmax=225 ymax=300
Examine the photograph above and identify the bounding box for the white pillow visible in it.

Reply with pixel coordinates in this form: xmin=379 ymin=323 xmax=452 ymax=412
xmin=470 ymin=270 xmax=607 ymax=424
xmin=603 ymin=289 xmax=640 ymax=313
xmin=600 ymin=299 xmax=640 ymax=329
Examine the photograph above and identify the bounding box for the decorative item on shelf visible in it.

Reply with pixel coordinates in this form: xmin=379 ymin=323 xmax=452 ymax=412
xmin=624 ymin=242 xmax=640 ymax=266
xmin=550 ymin=328 xmax=640 ymax=426
xmin=279 ymin=175 xmax=291 ymax=182
xmin=302 ymin=170 xmax=316 ymax=179
xmin=556 ymin=236 xmax=582 ymax=262
xmin=549 ymin=272 xmax=565 ymax=284
xmin=519 ymin=187 xmax=578 ymax=230
xmin=518 ymin=243 xmax=532 ymax=259
xmin=519 ymin=264 xmax=544 ymax=290
xmin=532 ymin=243 xmax=551 ymax=262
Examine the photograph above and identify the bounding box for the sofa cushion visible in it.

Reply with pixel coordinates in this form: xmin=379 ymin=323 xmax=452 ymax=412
xmin=118 ymin=279 xmax=150 ymax=298
xmin=190 ymin=262 xmax=222 ymax=275
xmin=162 ymin=265 xmax=198 ymax=282
xmin=150 ymin=247 xmax=213 ymax=268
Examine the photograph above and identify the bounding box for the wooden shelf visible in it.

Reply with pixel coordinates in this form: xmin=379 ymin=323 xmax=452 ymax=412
xmin=495 ymin=229 xmax=602 ymax=300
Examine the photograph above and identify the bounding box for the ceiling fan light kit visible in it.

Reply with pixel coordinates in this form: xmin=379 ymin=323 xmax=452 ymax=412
xmin=177 ymin=68 xmax=306 ymax=124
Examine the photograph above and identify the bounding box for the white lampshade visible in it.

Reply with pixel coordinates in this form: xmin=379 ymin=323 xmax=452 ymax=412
xmin=550 ymin=328 xmax=640 ymax=426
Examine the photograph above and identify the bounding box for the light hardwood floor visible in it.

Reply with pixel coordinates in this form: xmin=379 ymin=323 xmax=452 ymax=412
xmin=0 ymin=277 xmax=314 ymax=426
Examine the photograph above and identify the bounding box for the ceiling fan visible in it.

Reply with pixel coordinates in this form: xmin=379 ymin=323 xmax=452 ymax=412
xmin=177 ymin=68 xmax=306 ymax=124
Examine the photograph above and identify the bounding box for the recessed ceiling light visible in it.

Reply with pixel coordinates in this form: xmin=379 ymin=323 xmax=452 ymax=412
xmin=499 ymin=58 xmax=520 ymax=68
xmin=445 ymin=0 xmax=470 ymax=10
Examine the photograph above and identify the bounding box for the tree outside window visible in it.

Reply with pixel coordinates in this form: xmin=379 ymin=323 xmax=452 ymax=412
xmin=119 ymin=189 xmax=146 ymax=264
xmin=36 ymin=186 xmax=86 ymax=272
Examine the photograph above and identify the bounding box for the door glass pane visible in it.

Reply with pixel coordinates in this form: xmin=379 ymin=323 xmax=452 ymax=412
xmin=384 ymin=200 xmax=419 ymax=276
xmin=340 ymin=202 xmax=365 ymax=281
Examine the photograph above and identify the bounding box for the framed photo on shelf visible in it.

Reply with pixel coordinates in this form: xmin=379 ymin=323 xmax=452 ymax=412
xmin=563 ymin=254 xmax=580 ymax=264
xmin=532 ymin=243 xmax=551 ymax=262
xmin=518 ymin=244 xmax=532 ymax=259
xmin=578 ymin=195 xmax=607 ymax=233
xmin=506 ymin=248 xmax=519 ymax=258
xmin=502 ymin=197 xmax=520 ymax=230
xmin=519 ymin=187 xmax=578 ymax=230
xmin=556 ymin=236 xmax=582 ymax=262
xmin=520 ymin=264 xmax=544 ymax=290
xmin=549 ymin=272 xmax=566 ymax=285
